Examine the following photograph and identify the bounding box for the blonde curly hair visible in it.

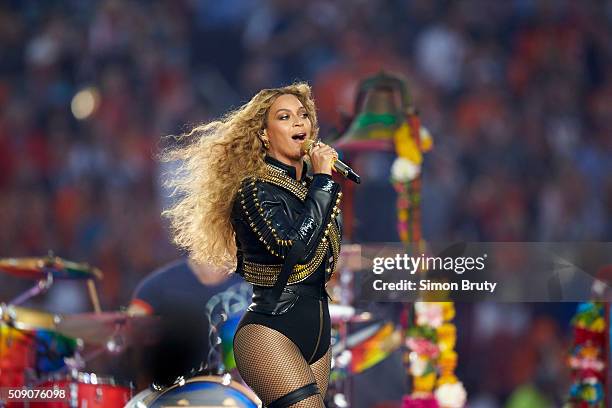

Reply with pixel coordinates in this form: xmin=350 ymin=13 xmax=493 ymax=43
xmin=162 ymin=82 xmax=319 ymax=270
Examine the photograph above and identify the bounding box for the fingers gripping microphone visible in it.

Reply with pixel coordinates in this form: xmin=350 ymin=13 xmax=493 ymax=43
xmin=302 ymin=139 xmax=361 ymax=184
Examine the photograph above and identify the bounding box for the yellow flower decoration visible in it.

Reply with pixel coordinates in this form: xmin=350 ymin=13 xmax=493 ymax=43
xmin=437 ymin=323 xmax=457 ymax=352
xmin=440 ymin=302 xmax=456 ymax=321
xmin=414 ymin=372 xmax=437 ymax=393
xmin=438 ymin=350 xmax=458 ymax=373
xmin=437 ymin=374 xmax=459 ymax=387
xmin=394 ymin=123 xmax=423 ymax=164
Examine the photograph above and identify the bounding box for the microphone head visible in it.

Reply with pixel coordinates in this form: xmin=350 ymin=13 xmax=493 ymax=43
xmin=301 ymin=139 xmax=315 ymax=155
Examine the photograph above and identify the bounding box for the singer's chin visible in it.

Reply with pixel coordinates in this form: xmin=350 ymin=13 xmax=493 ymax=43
xmin=288 ymin=151 xmax=305 ymax=162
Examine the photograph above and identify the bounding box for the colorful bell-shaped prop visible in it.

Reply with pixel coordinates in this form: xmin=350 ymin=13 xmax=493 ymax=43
xmin=335 ymin=71 xmax=412 ymax=153
xmin=332 ymin=72 xmax=422 ymax=243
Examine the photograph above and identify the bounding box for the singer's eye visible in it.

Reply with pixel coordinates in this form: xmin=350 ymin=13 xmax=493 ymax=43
xmin=278 ymin=114 xmax=289 ymax=120
xmin=301 ymin=112 xmax=309 ymax=118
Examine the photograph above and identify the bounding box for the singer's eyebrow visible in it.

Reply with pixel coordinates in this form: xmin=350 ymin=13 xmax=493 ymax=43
xmin=274 ymin=106 xmax=306 ymax=114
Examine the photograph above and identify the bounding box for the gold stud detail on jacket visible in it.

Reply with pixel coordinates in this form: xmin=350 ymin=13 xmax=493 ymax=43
xmin=236 ymin=163 xmax=343 ymax=285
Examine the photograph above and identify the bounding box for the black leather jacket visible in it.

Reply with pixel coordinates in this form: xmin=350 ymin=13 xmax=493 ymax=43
xmin=231 ymin=156 xmax=342 ymax=314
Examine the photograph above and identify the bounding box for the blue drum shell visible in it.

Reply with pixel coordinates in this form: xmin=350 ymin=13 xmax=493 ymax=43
xmin=148 ymin=376 xmax=260 ymax=408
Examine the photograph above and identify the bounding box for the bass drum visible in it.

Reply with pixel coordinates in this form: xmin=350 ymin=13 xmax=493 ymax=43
xmin=143 ymin=375 xmax=261 ymax=408
xmin=124 ymin=387 xmax=159 ymax=408
xmin=31 ymin=372 xmax=132 ymax=408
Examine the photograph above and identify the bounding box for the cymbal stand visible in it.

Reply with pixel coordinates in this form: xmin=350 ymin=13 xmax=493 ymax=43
xmin=8 ymin=272 xmax=54 ymax=306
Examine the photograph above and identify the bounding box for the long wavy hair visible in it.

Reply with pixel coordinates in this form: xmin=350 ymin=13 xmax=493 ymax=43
xmin=162 ymin=82 xmax=319 ymax=270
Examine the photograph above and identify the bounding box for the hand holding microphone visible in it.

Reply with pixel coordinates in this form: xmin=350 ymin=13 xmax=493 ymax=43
xmin=305 ymin=140 xmax=335 ymax=176
xmin=302 ymin=139 xmax=361 ymax=184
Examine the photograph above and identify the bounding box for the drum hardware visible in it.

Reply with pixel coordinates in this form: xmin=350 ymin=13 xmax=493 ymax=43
xmin=0 ymin=255 xmax=104 ymax=312
xmin=53 ymin=312 xmax=160 ymax=348
xmin=8 ymin=273 xmax=54 ymax=307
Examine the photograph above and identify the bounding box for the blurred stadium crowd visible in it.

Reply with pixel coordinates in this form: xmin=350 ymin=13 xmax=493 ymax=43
xmin=2 ymin=0 xmax=610 ymax=305
xmin=0 ymin=0 xmax=611 ymax=405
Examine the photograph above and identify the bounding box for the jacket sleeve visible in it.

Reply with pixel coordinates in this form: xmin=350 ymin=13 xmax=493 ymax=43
xmin=237 ymin=174 xmax=342 ymax=261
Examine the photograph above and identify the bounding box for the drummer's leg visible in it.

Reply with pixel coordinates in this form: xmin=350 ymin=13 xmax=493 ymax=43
xmin=309 ymin=347 xmax=332 ymax=399
xmin=233 ymin=324 xmax=324 ymax=407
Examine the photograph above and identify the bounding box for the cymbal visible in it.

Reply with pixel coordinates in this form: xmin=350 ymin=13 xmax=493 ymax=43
xmin=0 ymin=257 xmax=103 ymax=280
xmin=0 ymin=304 xmax=57 ymax=331
xmin=54 ymin=312 xmax=159 ymax=346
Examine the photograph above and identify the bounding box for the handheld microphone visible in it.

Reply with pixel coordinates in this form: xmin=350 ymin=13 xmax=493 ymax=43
xmin=301 ymin=139 xmax=361 ymax=184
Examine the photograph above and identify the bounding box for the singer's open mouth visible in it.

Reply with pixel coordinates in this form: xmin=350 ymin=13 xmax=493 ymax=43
xmin=291 ymin=133 xmax=306 ymax=141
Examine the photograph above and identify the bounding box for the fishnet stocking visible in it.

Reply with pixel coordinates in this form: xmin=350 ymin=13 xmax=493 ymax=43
xmin=309 ymin=347 xmax=331 ymax=398
xmin=233 ymin=324 xmax=325 ymax=407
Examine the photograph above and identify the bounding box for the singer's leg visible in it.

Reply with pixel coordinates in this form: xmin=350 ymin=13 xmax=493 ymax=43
xmin=233 ymin=324 xmax=325 ymax=407
xmin=310 ymin=347 xmax=332 ymax=399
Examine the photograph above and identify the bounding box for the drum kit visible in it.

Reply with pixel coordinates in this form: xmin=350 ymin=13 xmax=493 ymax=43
xmin=0 ymin=248 xmax=401 ymax=407
xmin=0 ymin=256 xmax=260 ymax=408
xmin=0 ymin=256 xmax=140 ymax=407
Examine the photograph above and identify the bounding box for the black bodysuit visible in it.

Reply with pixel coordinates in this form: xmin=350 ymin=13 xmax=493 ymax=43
xmin=231 ymin=156 xmax=342 ymax=407
xmin=237 ymin=267 xmax=331 ymax=363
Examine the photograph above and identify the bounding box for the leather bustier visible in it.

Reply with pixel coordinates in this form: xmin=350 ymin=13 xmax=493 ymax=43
xmin=231 ymin=156 xmax=342 ymax=314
